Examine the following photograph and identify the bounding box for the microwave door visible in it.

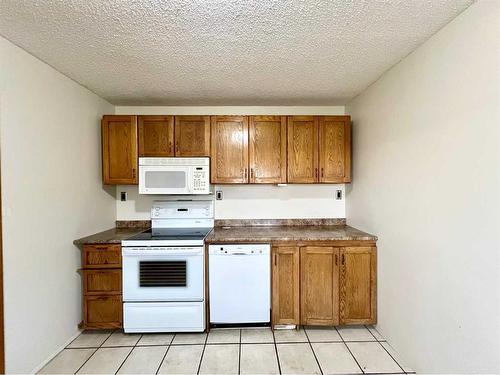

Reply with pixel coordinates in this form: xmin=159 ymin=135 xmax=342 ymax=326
xmin=139 ymin=166 xmax=191 ymax=194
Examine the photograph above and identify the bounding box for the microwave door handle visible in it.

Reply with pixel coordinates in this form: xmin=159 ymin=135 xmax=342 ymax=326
xmin=187 ymin=169 xmax=194 ymax=193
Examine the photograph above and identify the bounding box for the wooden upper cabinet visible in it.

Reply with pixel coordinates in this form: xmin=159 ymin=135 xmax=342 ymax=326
xmin=272 ymin=246 xmax=300 ymax=326
xmin=210 ymin=116 xmax=249 ymax=183
xmin=339 ymin=247 xmax=377 ymax=325
xmin=249 ymin=116 xmax=287 ymax=183
xmin=138 ymin=115 xmax=174 ymax=157
xmin=102 ymin=115 xmax=138 ymax=185
xmin=287 ymin=116 xmax=319 ymax=183
xmin=300 ymin=247 xmax=339 ymax=326
xmin=319 ymin=116 xmax=351 ymax=183
xmin=174 ymin=116 xmax=210 ymax=156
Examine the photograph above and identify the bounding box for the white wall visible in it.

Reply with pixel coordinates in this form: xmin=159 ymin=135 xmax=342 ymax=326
xmin=346 ymin=1 xmax=500 ymax=373
xmin=115 ymin=106 xmax=347 ymax=220
xmin=0 ymin=37 xmax=116 ymax=373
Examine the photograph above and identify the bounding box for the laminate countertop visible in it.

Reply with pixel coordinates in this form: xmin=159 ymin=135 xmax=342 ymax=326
xmin=73 ymin=227 xmax=146 ymax=245
xmin=205 ymin=225 xmax=377 ymax=243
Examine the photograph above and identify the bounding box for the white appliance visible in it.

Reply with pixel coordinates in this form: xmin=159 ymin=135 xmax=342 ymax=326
xmin=139 ymin=157 xmax=210 ymax=195
xmin=209 ymin=244 xmax=271 ymax=324
xmin=121 ymin=200 xmax=214 ymax=333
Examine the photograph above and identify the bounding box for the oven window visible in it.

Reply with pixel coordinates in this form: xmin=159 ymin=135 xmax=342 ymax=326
xmin=145 ymin=171 xmax=186 ymax=189
xmin=139 ymin=261 xmax=187 ymax=287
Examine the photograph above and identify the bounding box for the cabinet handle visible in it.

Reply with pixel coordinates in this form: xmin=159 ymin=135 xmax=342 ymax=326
xmin=342 ymin=254 xmax=345 ymax=265
xmin=175 ymin=142 xmax=179 ymax=154
xmin=335 ymin=254 xmax=338 ymax=266
xmin=274 ymin=253 xmax=277 ymax=266
xmin=315 ymin=168 xmax=318 ymax=180
xmin=244 ymin=168 xmax=248 ymax=180
xmin=132 ymin=168 xmax=136 ymax=178
xmin=169 ymin=142 xmax=173 ymax=153
xmin=321 ymin=168 xmax=324 ymax=178
xmin=250 ymin=168 xmax=254 ymax=180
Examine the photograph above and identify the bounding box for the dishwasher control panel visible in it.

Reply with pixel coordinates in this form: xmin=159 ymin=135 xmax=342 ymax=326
xmin=208 ymin=244 xmax=270 ymax=255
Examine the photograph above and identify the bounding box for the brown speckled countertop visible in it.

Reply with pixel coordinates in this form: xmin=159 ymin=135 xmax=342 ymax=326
xmin=73 ymin=227 xmax=147 ymax=245
xmin=205 ymin=225 xmax=377 ymax=243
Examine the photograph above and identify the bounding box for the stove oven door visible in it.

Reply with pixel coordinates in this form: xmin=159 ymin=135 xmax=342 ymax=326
xmin=122 ymin=247 xmax=204 ymax=302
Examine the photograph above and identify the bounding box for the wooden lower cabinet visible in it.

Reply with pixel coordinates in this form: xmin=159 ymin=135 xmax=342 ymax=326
xmin=272 ymin=246 xmax=300 ymax=325
xmin=272 ymin=243 xmax=376 ymax=328
xmin=300 ymin=246 xmax=339 ymax=326
xmin=81 ymin=244 xmax=123 ymax=329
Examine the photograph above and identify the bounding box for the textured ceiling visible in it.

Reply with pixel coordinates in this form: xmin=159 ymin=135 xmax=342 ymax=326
xmin=0 ymin=0 xmax=472 ymax=105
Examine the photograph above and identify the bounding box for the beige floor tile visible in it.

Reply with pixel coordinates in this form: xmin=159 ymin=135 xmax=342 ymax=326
xmin=157 ymin=345 xmax=204 ymax=374
xmin=207 ymin=329 xmax=240 ymax=344
xmin=171 ymin=332 xmax=207 ymax=345
xmin=305 ymin=326 xmax=342 ymax=342
xmin=312 ymin=343 xmax=362 ymax=374
xmin=381 ymin=342 xmax=414 ymax=373
xmin=137 ymin=333 xmax=174 ymax=346
xmin=38 ymin=349 xmax=95 ymax=374
xmin=199 ymin=344 xmax=239 ymax=375
xmin=240 ymin=344 xmax=279 ymax=375
xmin=102 ymin=331 xmax=141 ymax=347
xmin=241 ymin=328 xmax=274 ymax=343
xmin=274 ymin=328 xmax=308 ymax=343
xmin=277 ymin=343 xmax=321 ymax=375
xmin=347 ymin=342 xmax=403 ymax=373
xmin=77 ymin=347 xmax=132 ymax=374
xmin=117 ymin=346 xmax=167 ymax=374
xmin=337 ymin=326 xmax=376 ymax=342
xmin=367 ymin=326 xmax=385 ymax=341
xmin=67 ymin=331 xmax=112 ymax=348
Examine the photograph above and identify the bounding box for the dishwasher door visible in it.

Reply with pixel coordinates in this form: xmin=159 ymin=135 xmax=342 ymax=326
xmin=209 ymin=244 xmax=271 ymax=324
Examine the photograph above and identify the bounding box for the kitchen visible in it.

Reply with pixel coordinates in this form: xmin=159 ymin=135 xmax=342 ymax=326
xmin=0 ymin=1 xmax=499 ymax=374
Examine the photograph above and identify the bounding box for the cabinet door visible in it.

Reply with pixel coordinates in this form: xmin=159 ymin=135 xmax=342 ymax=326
xmin=84 ymin=295 xmax=122 ymax=329
xmin=138 ymin=115 xmax=174 ymax=156
xmin=210 ymin=116 xmax=249 ymax=183
xmin=272 ymin=246 xmax=300 ymax=325
xmin=287 ymin=116 xmax=319 ymax=183
xmin=300 ymin=247 xmax=339 ymax=326
xmin=339 ymin=247 xmax=377 ymax=325
xmin=102 ymin=115 xmax=138 ymax=184
xmin=249 ymin=116 xmax=287 ymax=183
xmin=319 ymin=116 xmax=351 ymax=183
xmin=174 ymin=116 xmax=210 ymax=156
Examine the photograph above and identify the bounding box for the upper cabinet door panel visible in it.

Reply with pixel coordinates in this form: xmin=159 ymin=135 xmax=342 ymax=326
xmin=249 ymin=116 xmax=286 ymax=183
xmin=210 ymin=116 xmax=249 ymax=183
xmin=138 ymin=115 xmax=174 ymax=157
xmin=319 ymin=116 xmax=351 ymax=183
xmin=174 ymin=116 xmax=210 ymax=156
xmin=102 ymin=115 xmax=138 ymax=185
xmin=287 ymin=116 xmax=318 ymax=183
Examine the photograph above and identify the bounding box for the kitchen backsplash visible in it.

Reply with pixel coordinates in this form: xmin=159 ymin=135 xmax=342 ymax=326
xmin=116 ymin=184 xmax=346 ymax=220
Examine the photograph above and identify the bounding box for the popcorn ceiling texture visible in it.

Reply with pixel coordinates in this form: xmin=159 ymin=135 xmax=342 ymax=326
xmin=0 ymin=0 xmax=472 ymax=105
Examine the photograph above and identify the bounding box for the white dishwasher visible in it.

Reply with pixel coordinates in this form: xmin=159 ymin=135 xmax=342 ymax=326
xmin=209 ymin=244 xmax=270 ymax=324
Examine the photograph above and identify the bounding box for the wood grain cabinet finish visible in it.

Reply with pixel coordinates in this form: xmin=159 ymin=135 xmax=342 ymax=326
xmin=210 ymin=116 xmax=249 ymax=183
xmin=138 ymin=115 xmax=174 ymax=157
xmin=300 ymin=246 xmax=339 ymax=326
xmin=339 ymin=247 xmax=377 ymax=325
xmin=272 ymin=246 xmax=300 ymax=325
xmin=174 ymin=116 xmax=211 ymax=156
xmin=319 ymin=116 xmax=351 ymax=183
xmin=249 ymin=116 xmax=287 ymax=183
xmin=81 ymin=244 xmax=122 ymax=329
xmin=102 ymin=115 xmax=138 ymax=185
xmin=287 ymin=116 xmax=319 ymax=183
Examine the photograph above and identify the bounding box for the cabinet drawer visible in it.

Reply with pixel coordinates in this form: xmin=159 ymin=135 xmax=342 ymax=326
xmin=83 ymin=270 xmax=122 ymax=295
xmin=84 ymin=295 xmax=123 ymax=329
xmin=83 ymin=244 xmax=121 ymax=268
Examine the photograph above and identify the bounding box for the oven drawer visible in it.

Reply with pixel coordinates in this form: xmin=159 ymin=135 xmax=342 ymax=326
xmin=123 ymin=302 xmax=204 ymax=332
xmin=83 ymin=269 xmax=122 ymax=295
xmin=83 ymin=244 xmax=121 ymax=268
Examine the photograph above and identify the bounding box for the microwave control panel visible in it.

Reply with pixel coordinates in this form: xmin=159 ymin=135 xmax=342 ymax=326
xmin=192 ymin=166 xmax=209 ymax=193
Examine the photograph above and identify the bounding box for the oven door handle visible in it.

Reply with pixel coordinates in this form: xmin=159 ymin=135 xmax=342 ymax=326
xmin=122 ymin=248 xmax=203 ymax=256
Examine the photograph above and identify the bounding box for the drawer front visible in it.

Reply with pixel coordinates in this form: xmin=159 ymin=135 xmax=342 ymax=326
xmin=84 ymin=270 xmax=122 ymax=295
xmin=84 ymin=295 xmax=123 ymax=329
xmin=83 ymin=244 xmax=121 ymax=268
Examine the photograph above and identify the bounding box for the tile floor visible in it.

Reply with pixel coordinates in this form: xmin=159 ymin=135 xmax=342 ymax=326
xmin=39 ymin=325 xmax=414 ymax=374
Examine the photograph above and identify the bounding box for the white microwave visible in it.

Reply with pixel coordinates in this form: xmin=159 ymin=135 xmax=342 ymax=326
xmin=139 ymin=157 xmax=210 ymax=195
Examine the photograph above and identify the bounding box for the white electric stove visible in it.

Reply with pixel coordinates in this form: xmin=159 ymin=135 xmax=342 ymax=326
xmin=121 ymin=200 xmax=213 ymax=333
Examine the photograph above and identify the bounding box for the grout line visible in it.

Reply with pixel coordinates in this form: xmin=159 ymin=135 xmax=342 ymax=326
xmin=155 ymin=343 xmax=172 ymax=374
xmin=304 ymin=329 xmax=323 ymax=375
xmin=196 ymin=331 xmax=209 ymax=374
xmin=364 ymin=325 xmax=405 ymax=374
xmin=238 ymin=329 xmax=242 ymax=374
xmin=114 ymin=347 xmax=134 ymax=374
xmin=73 ymin=329 xmax=115 ymax=374
xmin=271 ymin=329 xmax=282 ymax=375
xmin=335 ymin=326 xmax=365 ymax=374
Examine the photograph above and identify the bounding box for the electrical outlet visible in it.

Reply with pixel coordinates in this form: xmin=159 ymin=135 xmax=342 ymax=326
xmin=216 ymin=191 xmax=223 ymax=200
xmin=335 ymin=190 xmax=342 ymax=200
xmin=120 ymin=191 xmax=127 ymax=201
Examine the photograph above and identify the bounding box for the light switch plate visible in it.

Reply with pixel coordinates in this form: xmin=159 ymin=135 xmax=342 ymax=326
xmin=120 ymin=191 xmax=127 ymax=201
